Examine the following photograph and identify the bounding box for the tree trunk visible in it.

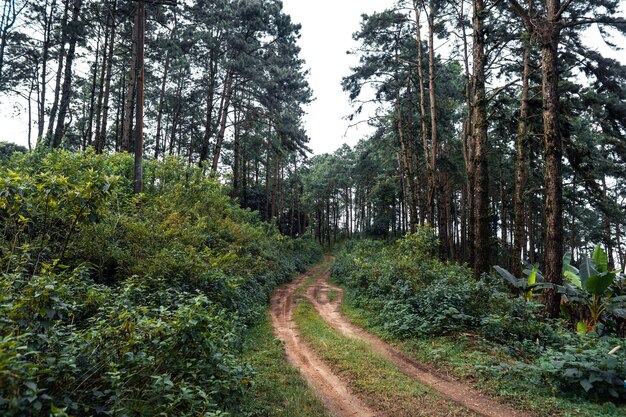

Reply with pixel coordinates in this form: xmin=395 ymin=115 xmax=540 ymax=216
xmin=413 ymin=3 xmax=435 ymax=226
xmin=602 ymin=174 xmax=615 ymax=270
xmin=46 ymin=0 xmax=69 ymax=141
xmin=539 ymin=0 xmax=564 ymax=318
xmin=38 ymin=0 xmax=57 ymax=142
xmin=52 ymin=0 xmax=82 ymax=148
xmin=121 ymin=14 xmax=138 ymax=153
xmin=512 ymin=39 xmax=531 ymax=277
xmin=427 ymin=2 xmax=438 ymax=229
xmin=473 ymin=0 xmax=490 ymax=277
xmin=499 ymin=161 xmax=508 ymax=267
xmin=94 ymin=0 xmax=117 ymax=154
xmin=133 ymin=0 xmax=145 ymax=194
xmin=459 ymin=0 xmax=475 ymax=265
xmin=154 ymin=16 xmax=175 ymax=159
xmin=85 ymin=28 xmax=103 ymax=146
xmin=211 ymin=70 xmax=235 ymax=173
xmin=199 ymin=51 xmax=218 ymax=164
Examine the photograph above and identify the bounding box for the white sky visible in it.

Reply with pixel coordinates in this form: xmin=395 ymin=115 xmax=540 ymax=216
xmin=1 ymin=1 xmax=623 ymax=156
xmin=281 ymin=0 xmax=395 ymax=155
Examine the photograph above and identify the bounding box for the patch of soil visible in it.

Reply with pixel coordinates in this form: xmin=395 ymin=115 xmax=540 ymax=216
xmin=269 ymin=259 xmax=381 ymax=417
xmin=304 ymin=262 xmax=533 ymax=417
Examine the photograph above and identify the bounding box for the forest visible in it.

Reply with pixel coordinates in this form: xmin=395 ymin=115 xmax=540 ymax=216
xmin=1 ymin=0 xmax=626 ymax=416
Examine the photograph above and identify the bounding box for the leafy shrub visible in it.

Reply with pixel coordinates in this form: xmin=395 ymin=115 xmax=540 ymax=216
xmin=492 ymin=336 xmax=626 ymax=401
xmin=0 ymin=149 xmax=322 ymax=416
xmin=333 ymin=233 xmax=626 ymax=403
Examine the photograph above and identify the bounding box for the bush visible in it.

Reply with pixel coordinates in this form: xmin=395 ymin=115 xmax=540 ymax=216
xmin=332 ymin=232 xmax=626 ymax=403
xmin=0 ymin=150 xmax=322 ymax=416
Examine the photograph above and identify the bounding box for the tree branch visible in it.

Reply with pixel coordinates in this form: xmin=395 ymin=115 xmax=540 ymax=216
xmin=507 ymin=0 xmax=532 ymax=31
xmin=563 ymin=16 xmax=626 ymax=29
xmin=554 ymin=0 xmax=574 ymax=21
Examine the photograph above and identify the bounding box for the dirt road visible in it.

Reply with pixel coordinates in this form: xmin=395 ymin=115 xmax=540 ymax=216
xmin=269 ymin=261 xmax=380 ymax=417
xmin=270 ymin=259 xmax=532 ymax=417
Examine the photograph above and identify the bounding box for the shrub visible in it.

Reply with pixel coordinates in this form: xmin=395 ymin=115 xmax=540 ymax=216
xmin=0 ymin=150 xmax=322 ymax=416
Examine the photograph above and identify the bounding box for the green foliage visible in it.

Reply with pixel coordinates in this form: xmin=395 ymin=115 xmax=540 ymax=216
xmin=0 ymin=150 xmax=322 ymax=416
xmin=333 ymin=231 xmax=484 ymax=338
xmin=495 ymin=336 xmax=626 ymax=401
xmin=334 ymin=235 xmax=626 ymax=404
xmin=0 ymin=141 xmax=27 ymax=163
xmin=497 ymin=245 xmax=626 ymax=333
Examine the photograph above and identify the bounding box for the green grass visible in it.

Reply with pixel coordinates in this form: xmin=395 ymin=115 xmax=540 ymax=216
xmin=236 ymin=311 xmax=330 ymax=417
xmin=294 ymin=299 xmax=472 ymax=416
xmin=338 ymin=293 xmax=626 ymax=417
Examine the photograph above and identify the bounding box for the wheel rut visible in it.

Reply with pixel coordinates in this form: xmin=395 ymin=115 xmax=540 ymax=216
xmin=270 ymin=258 xmax=532 ymax=417
xmin=269 ymin=259 xmax=380 ymax=417
xmin=303 ymin=260 xmax=533 ymax=417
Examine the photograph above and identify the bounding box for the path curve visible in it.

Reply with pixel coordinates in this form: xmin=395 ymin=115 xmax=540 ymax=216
xmin=269 ymin=259 xmax=381 ymax=417
xmin=304 ymin=262 xmax=533 ymax=417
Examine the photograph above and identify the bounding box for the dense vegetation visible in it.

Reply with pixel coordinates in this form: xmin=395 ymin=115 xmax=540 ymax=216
xmin=302 ymin=0 xmax=626 ymax=321
xmin=2 ymin=0 xmax=626 ymax=415
xmin=333 ymin=232 xmax=626 ymax=413
xmin=0 ymin=149 xmax=321 ymax=416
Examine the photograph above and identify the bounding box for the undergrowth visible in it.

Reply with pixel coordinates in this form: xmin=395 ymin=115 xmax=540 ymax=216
xmin=0 ymin=149 xmax=322 ymax=416
xmin=332 ymin=230 xmax=626 ymax=415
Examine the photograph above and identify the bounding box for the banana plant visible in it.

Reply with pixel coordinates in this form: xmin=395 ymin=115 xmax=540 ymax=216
xmin=495 ymin=245 xmax=626 ymax=333
xmin=558 ymin=245 xmax=626 ymax=333
xmin=494 ymin=263 xmax=543 ymax=301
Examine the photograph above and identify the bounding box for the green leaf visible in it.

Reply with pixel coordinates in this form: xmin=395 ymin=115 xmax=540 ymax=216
xmin=579 ymin=257 xmax=598 ymax=286
xmin=494 ymin=265 xmax=524 ymax=288
xmin=563 ymin=269 xmax=582 ymax=289
xmin=577 ymin=321 xmax=588 ymax=335
xmin=592 ymin=244 xmax=608 ymax=273
xmin=562 ymin=251 xmax=582 ymax=289
xmin=610 ymin=308 xmax=626 ymax=319
xmin=563 ymin=251 xmax=573 ymax=268
xmin=580 ymin=378 xmax=594 ymax=392
xmin=525 ymin=264 xmax=538 ymax=300
xmin=585 ymin=272 xmax=615 ymax=295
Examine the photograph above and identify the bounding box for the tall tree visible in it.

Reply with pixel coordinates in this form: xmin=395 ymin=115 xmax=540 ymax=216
xmin=472 ymin=0 xmax=490 ymax=277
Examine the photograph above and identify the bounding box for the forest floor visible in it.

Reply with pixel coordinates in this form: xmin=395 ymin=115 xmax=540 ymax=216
xmin=270 ymin=257 xmax=532 ymax=417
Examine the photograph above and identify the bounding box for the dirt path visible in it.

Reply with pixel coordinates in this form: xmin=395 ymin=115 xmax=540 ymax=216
xmin=269 ymin=260 xmax=381 ymax=417
xmin=304 ymin=264 xmax=533 ymax=417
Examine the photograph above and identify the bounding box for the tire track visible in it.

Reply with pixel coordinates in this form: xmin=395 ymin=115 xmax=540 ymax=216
xmin=304 ymin=262 xmax=533 ymax=417
xmin=269 ymin=259 xmax=381 ymax=417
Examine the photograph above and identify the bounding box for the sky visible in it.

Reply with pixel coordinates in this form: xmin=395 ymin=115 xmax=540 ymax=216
xmin=280 ymin=0 xmax=395 ymax=155
xmin=1 ymin=1 xmax=622 ymax=156
xmin=0 ymin=0 xmax=395 ymax=155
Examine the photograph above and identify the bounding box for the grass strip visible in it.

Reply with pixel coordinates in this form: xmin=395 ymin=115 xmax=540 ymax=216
xmin=294 ymin=258 xmax=334 ymax=298
xmin=236 ymin=311 xmax=331 ymax=417
xmin=294 ymin=299 xmax=473 ymax=417
xmin=338 ymin=294 xmax=626 ymax=417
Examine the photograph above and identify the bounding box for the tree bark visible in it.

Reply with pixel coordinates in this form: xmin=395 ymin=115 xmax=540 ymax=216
xmin=46 ymin=0 xmax=69 ymax=141
xmin=154 ymin=15 xmax=175 ymax=159
xmin=473 ymin=0 xmax=490 ymax=277
xmin=427 ymin=1 xmax=438 ymax=229
xmin=538 ymin=1 xmax=564 ymax=318
xmin=512 ymin=37 xmax=531 ymax=277
xmin=121 ymin=12 xmax=138 ymax=153
xmin=38 ymin=0 xmax=57 ymax=142
xmin=211 ymin=69 xmax=235 ymax=172
xmin=94 ymin=0 xmax=117 ymax=154
xmin=52 ymin=0 xmax=82 ymax=148
xmin=198 ymin=50 xmax=218 ymax=164
xmin=133 ymin=0 xmax=145 ymax=194
xmin=85 ymin=27 xmax=103 ymax=146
